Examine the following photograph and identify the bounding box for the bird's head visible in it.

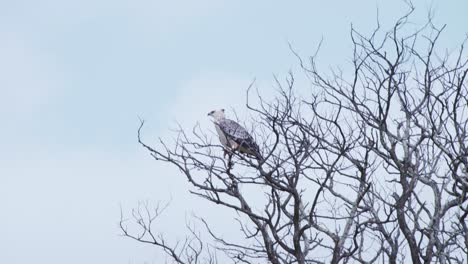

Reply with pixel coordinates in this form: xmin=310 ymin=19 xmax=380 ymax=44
xmin=207 ymin=109 xmax=225 ymax=120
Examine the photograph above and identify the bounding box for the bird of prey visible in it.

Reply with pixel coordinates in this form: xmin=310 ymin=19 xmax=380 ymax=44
xmin=208 ymin=109 xmax=263 ymax=160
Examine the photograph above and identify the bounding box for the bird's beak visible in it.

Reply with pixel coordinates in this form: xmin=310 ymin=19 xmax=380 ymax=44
xmin=207 ymin=112 xmax=211 ymax=116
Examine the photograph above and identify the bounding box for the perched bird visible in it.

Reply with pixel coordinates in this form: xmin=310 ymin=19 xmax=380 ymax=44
xmin=208 ymin=109 xmax=263 ymax=160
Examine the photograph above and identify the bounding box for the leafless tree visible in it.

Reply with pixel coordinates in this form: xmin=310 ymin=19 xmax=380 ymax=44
xmin=120 ymin=5 xmax=467 ymax=264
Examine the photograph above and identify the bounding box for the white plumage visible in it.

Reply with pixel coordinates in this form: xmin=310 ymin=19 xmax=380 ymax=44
xmin=208 ymin=109 xmax=262 ymax=160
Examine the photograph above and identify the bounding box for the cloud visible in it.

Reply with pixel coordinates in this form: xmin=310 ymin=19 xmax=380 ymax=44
xmin=169 ymin=72 xmax=253 ymax=125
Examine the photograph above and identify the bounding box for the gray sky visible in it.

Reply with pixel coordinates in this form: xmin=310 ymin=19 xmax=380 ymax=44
xmin=1 ymin=1 xmax=467 ymax=263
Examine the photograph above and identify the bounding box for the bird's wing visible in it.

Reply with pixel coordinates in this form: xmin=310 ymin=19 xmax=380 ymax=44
xmin=218 ymin=119 xmax=262 ymax=158
xmin=218 ymin=119 xmax=250 ymax=141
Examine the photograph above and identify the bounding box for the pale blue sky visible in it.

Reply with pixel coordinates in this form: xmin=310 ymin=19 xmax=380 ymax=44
xmin=1 ymin=1 xmax=466 ymax=263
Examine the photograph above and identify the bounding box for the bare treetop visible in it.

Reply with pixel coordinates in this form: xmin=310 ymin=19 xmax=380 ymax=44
xmin=121 ymin=6 xmax=468 ymax=264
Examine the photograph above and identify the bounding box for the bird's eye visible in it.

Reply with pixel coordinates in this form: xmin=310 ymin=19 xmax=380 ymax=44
xmin=221 ymin=109 xmax=225 ymax=112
